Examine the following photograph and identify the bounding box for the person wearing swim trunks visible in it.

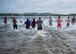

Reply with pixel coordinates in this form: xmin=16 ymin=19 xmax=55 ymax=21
xmin=49 ymin=17 xmax=53 ymax=26
xmin=4 ymin=16 xmax=7 ymax=24
xmin=37 ymin=17 xmax=43 ymax=30
xmin=12 ymin=17 xmax=18 ymax=29
xmin=32 ymin=19 xmax=36 ymax=28
xmin=55 ymin=16 xmax=63 ymax=29
xmin=72 ymin=17 xmax=75 ymax=25
xmin=24 ymin=19 xmax=30 ymax=29
xmin=66 ymin=17 xmax=71 ymax=27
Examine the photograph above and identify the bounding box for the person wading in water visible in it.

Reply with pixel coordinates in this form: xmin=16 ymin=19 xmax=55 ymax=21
xmin=4 ymin=16 xmax=7 ymax=24
xmin=37 ymin=17 xmax=43 ymax=30
xmin=55 ymin=16 xmax=63 ymax=29
xmin=12 ymin=18 xmax=18 ymax=29
xmin=49 ymin=17 xmax=53 ymax=26
xmin=32 ymin=19 xmax=36 ymax=29
xmin=66 ymin=17 xmax=71 ymax=27
xmin=24 ymin=19 xmax=30 ymax=29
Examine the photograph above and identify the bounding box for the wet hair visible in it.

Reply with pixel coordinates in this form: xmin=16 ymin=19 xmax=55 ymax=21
xmin=50 ymin=17 xmax=51 ymax=19
xmin=68 ymin=17 xmax=70 ymax=19
xmin=39 ymin=17 xmax=41 ymax=19
xmin=13 ymin=17 xmax=16 ymax=20
xmin=27 ymin=19 xmax=29 ymax=21
xmin=58 ymin=16 xmax=60 ymax=18
xmin=13 ymin=17 xmax=16 ymax=21
xmin=33 ymin=19 xmax=35 ymax=21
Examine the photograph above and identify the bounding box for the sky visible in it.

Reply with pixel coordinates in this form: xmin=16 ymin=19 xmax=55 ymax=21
xmin=0 ymin=0 xmax=76 ymax=14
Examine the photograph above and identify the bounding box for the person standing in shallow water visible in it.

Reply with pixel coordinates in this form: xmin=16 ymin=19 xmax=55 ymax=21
xmin=71 ymin=17 xmax=75 ymax=25
xmin=66 ymin=17 xmax=71 ymax=27
xmin=4 ymin=16 xmax=7 ymax=24
xmin=24 ymin=19 xmax=30 ymax=29
xmin=55 ymin=16 xmax=63 ymax=29
xmin=49 ymin=17 xmax=53 ymax=26
xmin=12 ymin=18 xmax=18 ymax=29
xmin=37 ymin=17 xmax=43 ymax=30
xmin=32 ymin=19 xmax=36 ymax=28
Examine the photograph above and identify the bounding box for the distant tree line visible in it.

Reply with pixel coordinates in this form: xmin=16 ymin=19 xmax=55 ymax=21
xmin=0 ymin=13 xmax=76 ymax=16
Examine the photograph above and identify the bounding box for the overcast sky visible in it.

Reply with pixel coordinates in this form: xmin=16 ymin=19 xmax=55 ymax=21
xmin=0 ymin=0 xmax=76 ymax=14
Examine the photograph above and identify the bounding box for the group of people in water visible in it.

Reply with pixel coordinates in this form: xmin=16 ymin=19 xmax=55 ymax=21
xmin=49 ymin=16 xmax=76 ymax=28
xmin=3 ymin=16 xmax=76 ymax=30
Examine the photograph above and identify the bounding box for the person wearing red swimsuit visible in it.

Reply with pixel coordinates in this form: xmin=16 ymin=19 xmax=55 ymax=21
xmin=55 ymin=16 xmax=63 ymax=29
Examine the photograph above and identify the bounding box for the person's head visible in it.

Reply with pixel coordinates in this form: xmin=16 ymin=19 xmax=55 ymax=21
xmin=27 ymin=19 xmax=29 ymax=21
xmin=50 ymin=17 xmax=51 ymax=19
xmin=33 ymin=19 xmax=35 ymax=21
xmin=58 ymin=16 xmax=60 ymax=19
xmin=39 ymin=17 xmax=41 ymax=20
xmin=13 ymin=17 xmax=16 ymax=20
xmin=68 ymin=17 xmax=70 ymax=19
